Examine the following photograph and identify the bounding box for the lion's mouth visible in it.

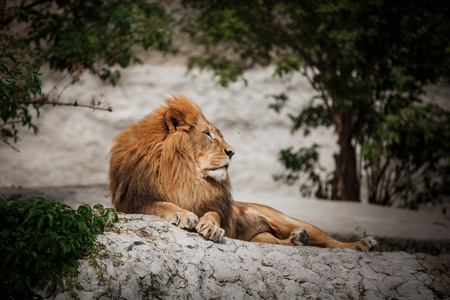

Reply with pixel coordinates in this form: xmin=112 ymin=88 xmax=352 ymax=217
xmin=206 ymin=164 xmax=229 ymax=171
xmin=204 ymin=164 xmax=229 ymax=182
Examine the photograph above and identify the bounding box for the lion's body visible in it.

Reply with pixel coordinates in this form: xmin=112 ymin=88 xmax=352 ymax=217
xmin=109 ymin=95 xmax=376 ymax=252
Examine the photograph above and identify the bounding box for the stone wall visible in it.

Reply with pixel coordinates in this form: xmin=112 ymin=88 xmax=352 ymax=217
xmin=40 ymin=214 xmax=450 ymax=299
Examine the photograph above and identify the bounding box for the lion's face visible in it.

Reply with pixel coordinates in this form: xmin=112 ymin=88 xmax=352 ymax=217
xmin=189 ymin=115 xmax=235 ymax=182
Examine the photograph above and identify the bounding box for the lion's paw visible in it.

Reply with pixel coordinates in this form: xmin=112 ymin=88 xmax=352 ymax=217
xmin=290 ymin=228 xmax=310 ymax=246
xmin=196 ymin=219 xmax=225 ymax=242
xmin=356 ymin=236 xmax=377 ymax=252
xmin=168 ymin=211 xmax=199 ymax=229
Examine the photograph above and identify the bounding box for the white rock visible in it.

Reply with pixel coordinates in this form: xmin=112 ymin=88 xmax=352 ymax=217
xmin=37 ymin=214 xmax=450 ymax=299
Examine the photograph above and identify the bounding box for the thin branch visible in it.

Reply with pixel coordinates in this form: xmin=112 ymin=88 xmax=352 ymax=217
xmin=21 ymin=0 xmax=53 ymax=10
xmin=46 ymin=65 xmax=84 ymax=102
xmin=0 ymin=136 xmax=20 ymax=152
xmin=46 ymin=71 xmax=71 ymax=97
xmin=18 ymin=99 xmax=113 ymax=112
xmin=0 ymin=120 xmax=22 ymax=129
xmin=56 ymin=81 xmax=75 ymax=102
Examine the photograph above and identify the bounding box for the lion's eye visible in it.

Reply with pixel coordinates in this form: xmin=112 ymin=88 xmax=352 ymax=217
xmin=204 ymin=131 xmax=212 ymax=138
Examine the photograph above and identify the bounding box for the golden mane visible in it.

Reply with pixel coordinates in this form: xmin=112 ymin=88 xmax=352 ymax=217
xmin=109 ymin=95 xmax=233 ymax=227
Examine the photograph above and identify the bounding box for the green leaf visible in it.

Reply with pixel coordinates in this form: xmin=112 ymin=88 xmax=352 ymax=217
xmin=0 ymin=197 xmax=118 ymax=298
xmin=47 ymin=213 xmax=54 ymax=228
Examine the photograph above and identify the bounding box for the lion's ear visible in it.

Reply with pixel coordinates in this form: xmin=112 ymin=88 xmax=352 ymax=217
xmin=165 ymin=109 xmax=188 ymax=133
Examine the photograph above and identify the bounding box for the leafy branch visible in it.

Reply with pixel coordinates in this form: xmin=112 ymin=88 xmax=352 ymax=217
xmin=0 ymin=198 xmax=118 ymax=299
xmin=0 ymin=134 xmax=20 ymax=152
xmin=0 ymin=56 xmax=112 ymax=151
xmin=1 ymin=0 xmax=175 ymax=150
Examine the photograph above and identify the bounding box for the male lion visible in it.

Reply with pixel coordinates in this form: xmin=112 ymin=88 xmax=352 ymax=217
xmin=109 ymin=95 xmax=376 ymax=252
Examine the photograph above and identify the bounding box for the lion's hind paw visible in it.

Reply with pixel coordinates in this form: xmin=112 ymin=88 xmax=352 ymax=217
xmin=290 ymin=228 xmax=310 ymax=246
xmin=357 ymin=236 xmax=377 ymax=252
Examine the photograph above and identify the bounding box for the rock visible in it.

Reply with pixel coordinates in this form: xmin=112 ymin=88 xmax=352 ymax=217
xmin=39 ymin=214 xmax=450 ymax=299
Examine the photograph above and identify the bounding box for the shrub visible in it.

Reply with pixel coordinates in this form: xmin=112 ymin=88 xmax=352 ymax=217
xmin=0 ymin=198 xmax=118 ymax=299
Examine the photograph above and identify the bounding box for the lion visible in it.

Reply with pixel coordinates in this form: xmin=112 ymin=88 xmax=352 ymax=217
xmin=109 ymin=95 xmax=376 ymax=252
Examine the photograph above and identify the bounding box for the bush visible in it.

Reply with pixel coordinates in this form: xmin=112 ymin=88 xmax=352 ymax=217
xmin=0 ymin=198 xmax=118 ymax=299
xmin=362 ymin=104 xmax=450 ymax=208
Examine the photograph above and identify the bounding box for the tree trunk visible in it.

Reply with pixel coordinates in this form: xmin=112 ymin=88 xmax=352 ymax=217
xmin=331 ymin=111 xmax=360 ymax=201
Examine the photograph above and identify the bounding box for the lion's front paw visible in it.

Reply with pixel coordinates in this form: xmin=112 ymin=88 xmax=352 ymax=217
xmin=196 ymin=219 xmax=225 ymax=242
xmin=290 ymin=228 xmax=310 ymax=246
xmin=356 ymin=236 xmax=377 ymax=252
xmin=168 ymin=211 xmax=199 ymax=229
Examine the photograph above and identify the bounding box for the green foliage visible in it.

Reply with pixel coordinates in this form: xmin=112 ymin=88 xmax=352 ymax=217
xmin=362 ymin=104 xmax=450 ymax=208
xmin=1 ymin=0 xmax=174 ymax=146
xmin=0 ymin=198 xmax=118 ymax=299
xmin=287 ymin=98 xmax=333 ymax=136
xmin=268 ymin=93 xmax=289 ymax=113
xmin=181 ymin=0 xmax=450 ymax=205
xmin=187 ymin=55 xmax=246 ymax=87
xmin=0 ymin=54 xmax=42 ymax=144
xmin=8 ymin=0 xmax=173 ymax=84
xmin=274 ymin=144 xmax=331 ymax=199
xmin=182 ymin=0 xmax=281 ymax=86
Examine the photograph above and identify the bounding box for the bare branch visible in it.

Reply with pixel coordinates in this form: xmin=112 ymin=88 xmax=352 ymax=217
xmin=0 ymin=136 xmax=20 ymax=152
xmin=18 ymin=98 xmax=113 ymax=112
xmin=0 ymin=120 xmax=22 ymax=129
xmin=46 ymin=71 xmax=71 ymax=97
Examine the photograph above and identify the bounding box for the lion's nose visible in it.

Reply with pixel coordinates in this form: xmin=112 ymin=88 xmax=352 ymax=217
xmin=225 ymin=148 xmax=235 ymax=159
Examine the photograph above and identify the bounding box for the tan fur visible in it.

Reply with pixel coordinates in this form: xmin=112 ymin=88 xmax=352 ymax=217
xmin=109 ymin=95 xmax=376 ymax=252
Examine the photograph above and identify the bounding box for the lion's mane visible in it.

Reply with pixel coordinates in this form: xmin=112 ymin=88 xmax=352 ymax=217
xmin=109 ymin=95 xmax=233 ymax=227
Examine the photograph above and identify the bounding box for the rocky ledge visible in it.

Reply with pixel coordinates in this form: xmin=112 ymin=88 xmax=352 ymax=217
xmin=40 ymin=214 xmax=449 ymax=299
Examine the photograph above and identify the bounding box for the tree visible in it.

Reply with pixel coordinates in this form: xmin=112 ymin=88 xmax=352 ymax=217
xmin=180 ymin=0 xmax=450 ymax=205
xmin=1 ymin=0 xmax=174 ymax=150
xmin=2 ymin=0 xmax=449 ymax=207
xmin=362 ymin=104 xmax=450 ymax=208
